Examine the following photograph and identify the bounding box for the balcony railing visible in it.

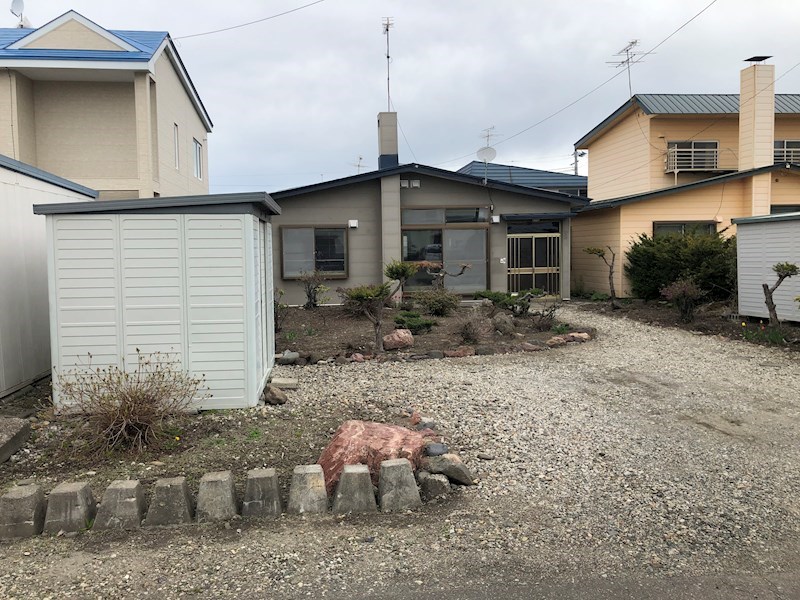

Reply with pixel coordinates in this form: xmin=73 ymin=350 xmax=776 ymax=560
xmin=774 ymin=148 xmax=800 ymax=164
xmin=665 ymin=147 xmax=719 ymax=173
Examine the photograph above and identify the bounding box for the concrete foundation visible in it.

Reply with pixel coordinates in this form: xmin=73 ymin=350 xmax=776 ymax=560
xmin=94 ymin=480 xmax=145 ymax=530
xmin=143 ymin=477 xmax=194 ymax=527
xmin=196 ymin=471 xmax=238 ymax=522
xmin=0 ymin=417 xmax=31 ymax=463
xmin=0 ymin=484 xmax=45 ymax=538
xmin=242 ymin=468 xmax=282 ymax=518
xmin=379 ymin=458 xmax=421 ymax=512
xmin=287 ymin=464 xmax=328 ymax=514
xmin=332 ymin=464 xmax=377 ymax=514
xmin=43 ymin=481 xmax=96 ymax=534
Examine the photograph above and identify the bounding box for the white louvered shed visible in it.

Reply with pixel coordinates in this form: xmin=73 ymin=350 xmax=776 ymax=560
xmin=733 ymin=212 xmax=800 ymax=323
xmin=34 ymin=192 xmax=281 ymax=410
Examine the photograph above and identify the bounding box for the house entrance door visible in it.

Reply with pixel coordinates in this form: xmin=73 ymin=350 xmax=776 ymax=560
xmin=507 ymin=233 xmax=560 ymax=295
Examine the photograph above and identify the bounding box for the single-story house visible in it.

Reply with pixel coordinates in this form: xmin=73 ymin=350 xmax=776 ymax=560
xmin=0 ymin=154 xmax=97 ymax=398
xmin=270 ymin=112 xmax=588 ymax=306
xmin=32 ymin=192 xmax=280 ymax=410
xmin=457 ymin=161 xmax=587 ymax=196
xmin=733 ymin=211 xmax=800 ymax=322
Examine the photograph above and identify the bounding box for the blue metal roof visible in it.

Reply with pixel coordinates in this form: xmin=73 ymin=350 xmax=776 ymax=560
xmin=0 ymin=153 xmax=97 ymax=197
xmin=576 ymin=94 xmax=800 ymax=148
xmin=0 ymin=26 xmax=167 ymax=62
xmin=458 ymin=161 xmax=587 ymax=191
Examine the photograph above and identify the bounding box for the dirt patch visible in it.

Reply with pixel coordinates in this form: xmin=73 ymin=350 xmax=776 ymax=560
xmin=575 ymin=298 xmax=800 ymax=351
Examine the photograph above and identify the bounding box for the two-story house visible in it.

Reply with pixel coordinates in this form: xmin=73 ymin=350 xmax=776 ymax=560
xmin=0 ymin=10 xmax=212 ymax=199
xmin=571 ymin=60 xmax=800 ymax=296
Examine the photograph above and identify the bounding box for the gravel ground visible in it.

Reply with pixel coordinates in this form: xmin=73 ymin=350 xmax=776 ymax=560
xmin=1 ymin=304 xmax=799 ymax=599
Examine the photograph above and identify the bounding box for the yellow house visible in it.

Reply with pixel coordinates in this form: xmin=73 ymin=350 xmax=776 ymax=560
xmin=0 ymin=10 xmax=212 ymax=200
xmin=572 ymin=61 xmax=800 ymax=296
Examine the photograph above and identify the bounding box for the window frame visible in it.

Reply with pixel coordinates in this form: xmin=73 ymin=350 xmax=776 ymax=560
xmin=774 ymin=140 xmax=800 ymax=163
xmin=173 ymin=123 xmax=180 ymax=170
xmin=652 ymin=221 xmax=717 ymax=237
xmin=193 ymin=138 xmax=203 ymax=180
xmin=666 ymin=140 xmax=719 ymax=171
xmin=280 ymin=225 xmax=349 ymax=280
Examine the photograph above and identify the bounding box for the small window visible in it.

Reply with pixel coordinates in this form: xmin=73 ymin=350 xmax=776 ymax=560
xmin=193 ymin=138 xmax=203 ymax=179
xmin=771 ymin=204 xmax=800 ymax=215
xmin=401 ymin=209 xmax=444 ymax=225
xmin=282 ymin=227 xmax=347 ymax=278
xmin=653 ymin=221 xmax=716 ymax=237
xmin=173 ymin=124 xmax=180 ymax=170
xmin=445 ymin=208 xmax=489 ymax=223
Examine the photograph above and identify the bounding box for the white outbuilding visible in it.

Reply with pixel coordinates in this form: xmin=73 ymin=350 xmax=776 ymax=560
xmin=33 ymin=192 xmax=281 ymax=410
xmin=0 ymin=155 xmax=97 ymax=398
xmin=733 ymin=212 xmax=800 ymax=322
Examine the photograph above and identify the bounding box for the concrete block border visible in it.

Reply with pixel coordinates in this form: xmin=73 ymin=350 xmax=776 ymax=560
xmin=0 ymin=454 xmax=473 ymax=540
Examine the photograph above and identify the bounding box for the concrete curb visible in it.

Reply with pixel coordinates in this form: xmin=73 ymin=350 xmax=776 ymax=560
xmin=0 ymin=484 xmax=45 ymax=538
xmin=43 ymin=481 xmax=96 ymax=534
xmin=196 ymin=471 xmax=238 ymax=522
xmin=287 ymin=464 xmax=328 ymax=514
xmin=242 ymin=468 xmax=282 ymax=518
xmin=332 ymin=464 xmax=377 ymax=514
xmin=94 ymin=480 xmax=145 ymax=531
xmin=143 ymin=477 xmax=194 ymax=527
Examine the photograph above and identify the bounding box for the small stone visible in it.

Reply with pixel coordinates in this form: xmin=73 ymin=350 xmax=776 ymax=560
xmin=444 ymin=346 xmax=475 ymax=358
xmin=520 ymin=342 xmax=546 ymax=352
xmin=417 ymin=471 xmax=450 ymax=501
xmin=350 ymin=353 xmax=365 ymax=363
xmin=278 ymin=351 xmax=299 ymax=365
xmin=427 ymin=350 xmax=445 ymax=359
xmin=424 ymin=443 xmax=449 ymax=457
xmin=546 ymin=336 xmax=567 ymax=347
xmin=475 ymin=346 xmax=495 ymax=355
xmin=422 ymin=453 xmax=475 ymax=485
xmin=477 ymin=452 xmax=495 ymax=461
xmin=334 ymin=356 xmax=349 ymax=365
xmin=262 ymin=385 xmax=288 ymax=406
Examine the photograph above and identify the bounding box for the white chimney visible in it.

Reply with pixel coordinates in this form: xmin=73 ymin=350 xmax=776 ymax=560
xmin=738 ymin=59 xmax=774 ymax=215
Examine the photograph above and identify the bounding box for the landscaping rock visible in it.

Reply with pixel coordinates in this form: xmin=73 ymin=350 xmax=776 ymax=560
xmin=422 ymin=453 xmax=476 ymax=485
xmin=270 ymin=377 xmax=298 ymax=390
xmin=287 ymin=465 xmax=328 ymax=514
xmin=242 ymin=468 xmax=282 ymax=518
xmin=427 ymin=350 xmax=445 ymax=359
xmin=444 ymin=346 xmax=475 ymax=358
xmin=565 ymin=332 xmax=591 ymax=342
xmin=424 ymin=442 xmax=448 ymax=457
xmin=278 ymin=351 xmax=299 ymax=365
xmin=332 ymin=464 xmax=377 ymax=514
xmin=196 ymin=471 xmax=238 ymax=522
xmin=477 ymin=452 xmax=496 ymax=461
xmin=143 ymin=477 xmax=194 ymax=527
xmin=417 ymin=471 xmax=450 ymax=501
xmin=475 ymin=346 xmax=495 ymax=355
xmin=546 ymin=335 xmax=567 ymax=347
xmin=350 ymin=353 xmax=365 ymax=363
xmin=383 ymin=328 xmax=413 ymax=350
xmin=318 ymin=420 xmax=434 ymax=494
xmin=0 ymin=485 xmax=45 ymax=538
xmin=334 ymin=356 xmax=349 ymax=365
xmin=295 ymin=357 xmax=308 ymax=366
xmin=520 ymin=342 xmax=546 ymax=352
xmin=492 ymin=313 xmax=516 ymax=335
xmin=379 ymin=458 xmax=421 ymax=512
xmin=43 ymin=482 xmax=96 ymax=534
xmin=262 ymin=384 xmax=288 ymax=406
xmin=0 ymin=417 xmax=31 ymax=463
xmin=416 ymin=419 xmax=437 ymax=431
xmin=93 ymin=480 xmax=145 ymax=531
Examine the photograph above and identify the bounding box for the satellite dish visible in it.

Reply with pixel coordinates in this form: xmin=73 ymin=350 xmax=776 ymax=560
xmin=10 ymin=0 xmax=23 ymax=18
xmin=476 ymin=146 xmax=496 ymax=163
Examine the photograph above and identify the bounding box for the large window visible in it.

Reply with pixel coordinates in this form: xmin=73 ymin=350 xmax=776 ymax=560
xmin=653 ymin=221 xmax=716 ymax=237
xmin=282 ymin=227 xmax=347 ymax=278
xmin=401 ymin=207 xmax=488 ymax=292
xmin=774 ymin=140 xmax=800 ymax=163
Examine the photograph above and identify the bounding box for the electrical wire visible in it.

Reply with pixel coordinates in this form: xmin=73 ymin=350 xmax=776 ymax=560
xmin=390 ymin=99 xmax=418 ymax=162
xmin=174 ymin=0 xmax=327 ymax=40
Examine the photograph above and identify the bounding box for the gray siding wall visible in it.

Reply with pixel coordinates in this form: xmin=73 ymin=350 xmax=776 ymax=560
xmin=271 ymin=182 xmax=383 ymax=305
xmin=737 ymin=221 xmax=800 ymax=321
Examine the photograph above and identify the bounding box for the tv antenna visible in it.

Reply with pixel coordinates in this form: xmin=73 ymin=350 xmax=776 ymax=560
xmin=476 ymin=126 xmax=499 ymax=185
xmin=382 ymin=17 xmax=393 ymax=112
xmin=607 ymin=40 xmax=651 ymax=97
xmin=10 ymin=0 xmax=28 ymax=28
xmin=349 ymin=155 xmax=369 ymax=174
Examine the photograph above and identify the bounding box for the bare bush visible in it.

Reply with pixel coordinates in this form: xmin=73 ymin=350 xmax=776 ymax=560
xmin=455 ymin=308 xmax=492 ymax=344
xmin=55 ymin=351 xmax=207 ymax=456
xmin=529 ymin=299 xmax=562 ymax=331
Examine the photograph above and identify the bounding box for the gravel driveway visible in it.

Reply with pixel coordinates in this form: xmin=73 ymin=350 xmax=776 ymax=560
xmin=1 ymin=304 xmax=799 ymax=599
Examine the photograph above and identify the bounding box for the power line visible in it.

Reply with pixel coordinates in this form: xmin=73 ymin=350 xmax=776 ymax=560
xmin=174 ymin=0 xmax=328 ymax=40
xmin=432 ymin=0 xmax=720 ymax=167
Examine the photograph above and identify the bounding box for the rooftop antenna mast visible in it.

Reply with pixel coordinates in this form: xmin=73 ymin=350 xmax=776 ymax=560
xmin=607 ymin=40 xmax=650 ymax=98
xmin=349 ymin=155 xmax=368 ymax=174
xmin=476 ymin=126 xmax=499 ymax=185
xmin=382 ymin=17 xmax=393 ymax=112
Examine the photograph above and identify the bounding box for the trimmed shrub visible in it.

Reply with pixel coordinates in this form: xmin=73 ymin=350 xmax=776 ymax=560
xmin=624 ymin=232 xmax=736 ymax=300
xmin=474 ymin=288 xmax=544 ymax=316
xmin=394 ymin=311 xmax=437 ymax=334
xmin=412 ymin=288 xmax=461 ymax=317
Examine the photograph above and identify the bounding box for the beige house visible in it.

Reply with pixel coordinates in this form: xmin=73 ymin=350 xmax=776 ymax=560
xmin=0 ymin=10 xmax=212 ymax=200
xmin=270 ymin=113 xmax=587 ymax=306
xmin=571 ymin=61 xmax=800 ymax=296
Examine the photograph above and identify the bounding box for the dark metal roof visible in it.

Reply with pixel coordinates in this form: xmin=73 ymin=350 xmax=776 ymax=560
xmin=33 ymin=191 xmax=280 ymax=216
xmin=733 ymin=211 xmax=800 ymax=225
xmin=271 ymin=163 xmax=589 ymax=209
xmin=582 ymin=163 xmax=800 ymax=212
xmin=0 ymin=154 xmax=96 ymax=197
xmin=457 ymin=161 xmax=587 ymax=190
xmin=575 ymin=94 xmax=800 ymax=148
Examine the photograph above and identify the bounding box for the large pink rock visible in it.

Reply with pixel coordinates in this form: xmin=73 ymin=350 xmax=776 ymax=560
xmin=383 ymin=328 xmax=413 ymax=350
xmin=318 ymin=420 xmax=433 ymax=494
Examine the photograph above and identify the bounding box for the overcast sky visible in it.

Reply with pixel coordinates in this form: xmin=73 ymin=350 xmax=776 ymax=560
xmin=15 ymin=0 xmax=800 ymax=192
